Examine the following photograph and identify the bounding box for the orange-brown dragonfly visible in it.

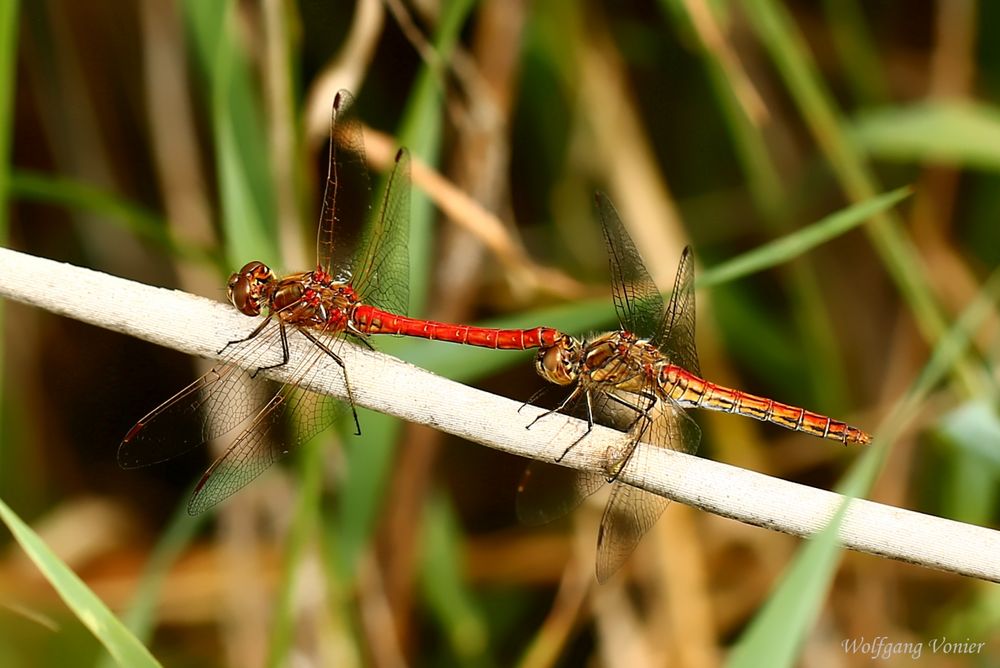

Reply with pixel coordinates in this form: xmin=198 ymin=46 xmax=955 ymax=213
xmin=518 ymin=193 xmax=870 ymax=582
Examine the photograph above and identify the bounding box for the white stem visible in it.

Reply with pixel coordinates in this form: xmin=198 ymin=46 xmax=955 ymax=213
xmin=1 ymin=246 xmax=998 ymax=583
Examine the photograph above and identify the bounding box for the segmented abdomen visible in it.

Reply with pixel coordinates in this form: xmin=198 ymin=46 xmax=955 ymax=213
xmin=656 ymin=364 xmax=871 ymax=445
xmin=352 ymin=305 xmax=564 ymax=350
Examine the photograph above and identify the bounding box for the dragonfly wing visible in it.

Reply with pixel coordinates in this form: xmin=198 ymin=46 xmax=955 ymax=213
xmin=517 ymin=383 xmax=625 ymax=525
xmin=186 ymin=386 xmax=338 ymax=514
xmin=595 ymin=481 xmax=669 ymax=583
xmin=655 ymin=246 xmax=700 ymax=376
xmin=187 ymin=390 xmax=288 ymax=514
xmin=516 ymin=462 xmax=606 ymax=526
xmin=649 ymin=392 xmax=702 ymax=456
xmin=118 ymin=321 xmax=285 ymax=468
xmin=186 ymin=329 xmax=345 ymax=514
xmin=352 ymin=148 xmax=411 ymax=317
xmin=594 ymin=192 xmax=664 ymax=340
xmin=593 ymin=386 xmax=701 ymax=581
xmin=318 ymin=90 xmax=372 ymax=277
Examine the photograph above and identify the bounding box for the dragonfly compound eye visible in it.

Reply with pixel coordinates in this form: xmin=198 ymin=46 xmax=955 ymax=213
xmin=227 ymin=261 xmax=273 ymax=316
xmin=535 ymin=338 xmax=580 ymax=386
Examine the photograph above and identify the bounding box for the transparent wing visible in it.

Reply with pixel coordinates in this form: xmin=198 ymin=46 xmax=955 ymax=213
xmin=318 ymin=91 xmax=410 ymax=317
xmin=516 ymin=462 xmax=605 ymax=526
xmin=515 ymin=376 xmax=673 ymax=526
xmin=117 ymin=320 xmax=287 ymax=468
xmin=593 ymin=386 xmax=701 ymax=582
xmin=595 ymin=192 xmax=664 ymax=340
xmin=654 ymin=246 xmax=700 ymax=376
xmin=351 ymin=148 xmax=411 ymax=316
xmin=515 ymin=383 xmax=622 ymax=526
xmin=595 ymin=482 xmax=669 ymax=584
xmin=185 ymin=324 xmax=345 ymax=514
xmin=120 ymin=314 xmax=349 ymax=512
xmin=317 ymin=90 xmax=372 ymax=276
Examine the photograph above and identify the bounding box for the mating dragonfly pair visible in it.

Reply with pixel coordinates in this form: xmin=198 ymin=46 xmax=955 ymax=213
xmin=120 ymin=91 xmax=870 ymax=582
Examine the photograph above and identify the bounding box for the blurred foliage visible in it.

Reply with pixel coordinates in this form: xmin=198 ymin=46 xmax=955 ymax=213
xmin=1 ymin=1 xmax=1000 ymax=666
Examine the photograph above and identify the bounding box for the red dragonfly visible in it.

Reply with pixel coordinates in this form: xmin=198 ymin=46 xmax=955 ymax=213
xmin=518 ymin=193 xmax=871 ymax=582
xmin=120 ymin=91 xmax=563 ymax=514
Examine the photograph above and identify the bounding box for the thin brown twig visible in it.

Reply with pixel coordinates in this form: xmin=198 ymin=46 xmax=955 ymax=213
xmin=517 ymin=527 xmax=593 ymax=668
xmin=909 ymin=0 xmax=995 ymax=352
xmin=303 ymin=0 xmax=385 ymax=144
xmin=684 ymin=0 xmax=769 ymax=127
xmin=361 ymin=125 xmax=585 ymax=301
xmin=307 ymin=2 xmax=582 ymax=303
xmin=384 ymin=0 xmax=506 ymax=139
xmin=383 ymin=0 xmax=443 ymax=80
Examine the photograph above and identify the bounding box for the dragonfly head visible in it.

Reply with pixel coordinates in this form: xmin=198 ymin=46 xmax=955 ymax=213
xmin=228 ymin=261 xmax=275 ymax=316
xmin=535 ymin=335 xmax=582 ymax=386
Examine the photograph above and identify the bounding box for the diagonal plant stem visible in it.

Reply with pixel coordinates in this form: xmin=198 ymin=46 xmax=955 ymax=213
xmin=1 ymin=246 xmax=999 ymax=583
xmin=742 ymin=0 xmax=983 ymax=396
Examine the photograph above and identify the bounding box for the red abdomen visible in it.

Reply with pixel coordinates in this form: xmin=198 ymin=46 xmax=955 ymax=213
xmin=352 ymin=305 xmax=563 ymax=350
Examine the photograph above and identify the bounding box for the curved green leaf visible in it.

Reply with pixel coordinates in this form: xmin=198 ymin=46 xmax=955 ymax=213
xmin=852 ymin=102 xmax=1000 ymax=171
xmin=0 ymin=499 xmax=160 ymax=667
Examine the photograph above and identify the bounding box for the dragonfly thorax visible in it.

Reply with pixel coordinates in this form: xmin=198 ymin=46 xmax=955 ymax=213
xmin=566 ymin=330 xmax=659 ymax=395
xmin=268 ymin=274 xmax=359 ymax=329
xmin=228 ymin=261 xmax=276 ymax=316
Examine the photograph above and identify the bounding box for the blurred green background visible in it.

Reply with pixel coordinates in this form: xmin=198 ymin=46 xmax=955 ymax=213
xmin=1 ymin=0 xmax=999 ymax=666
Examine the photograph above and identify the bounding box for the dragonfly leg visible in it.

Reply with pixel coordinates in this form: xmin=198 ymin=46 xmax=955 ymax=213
xmin=251 ymin=320 xmax=291 ymax=378
xmin=518 ymin=385 xmax=554 ymax=415
xmin=524 ymin=385 xmax=584 ymax=431
xmin=608 ymin=388 xmax=657 ymax=421
xmin=346 ymin=321 xmax=376 ymax=351
xmin=603 ymin=389 xmax=657 ymax=482
xmin=299 ymin=329 xmax=362 ymax=436
xmin=218 ymin=314 xmax=273 ymax=355
xmin=556 ymin=389 xmax=596 ymax=463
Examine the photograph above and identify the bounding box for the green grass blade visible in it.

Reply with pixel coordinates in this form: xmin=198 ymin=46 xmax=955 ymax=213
xmin=182 ymin=0 xmax=276 ymax=267
xmin=904 ymin=269 xmax=1000 ymax=407
xmin=728 ymin=267 xmax=1000 ymax=667
xmin=8 ymin=171 xmax=219 ymax=269
xmin=820 ymin=0 xmax=888 ymax=105
xmin=934 ymin=405 xmax=1000 ymax=523
xmin=659 ymin=0 xmax=783 ymax=217
xmin=394 ymin=0 xmax=477 ymax=313
xmin=725 ymin=487 xmax=853 ymax=667
xmin=419 ymin=492 xmax=489 ymax=663
xmin=937 ymin=400 xmax=1000 ymax=470
xmin=0 ymin=0 xmax=15 ymax=233
xmin=698 ymin=186 xmax=912 ymax=287
xmin=95 ymin=499 xmax=203 ymax=667
xmin=851 ymin=102 xmax=1000 ymax=171
xmin=0 ymin=0 xmax=19 ymax=501
xmin=741 ymin=0 xmax=973 ymax=392
xmin=659 ymin=0 xmax=859 ymax=408
xmin=660 ymin=0 xmax=858 ymax=408
xmin=266 ymin=433 xmax=325 ymax=668
xmin=396 ymin=186 xmax=911 ymax=382
xmin=0 ymin=499 xmax=161 ymax=667
xmin=335 ymin=407 xmax=400 ymax=579
xmin=9 ymin=170 xmax=163 ymax=242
